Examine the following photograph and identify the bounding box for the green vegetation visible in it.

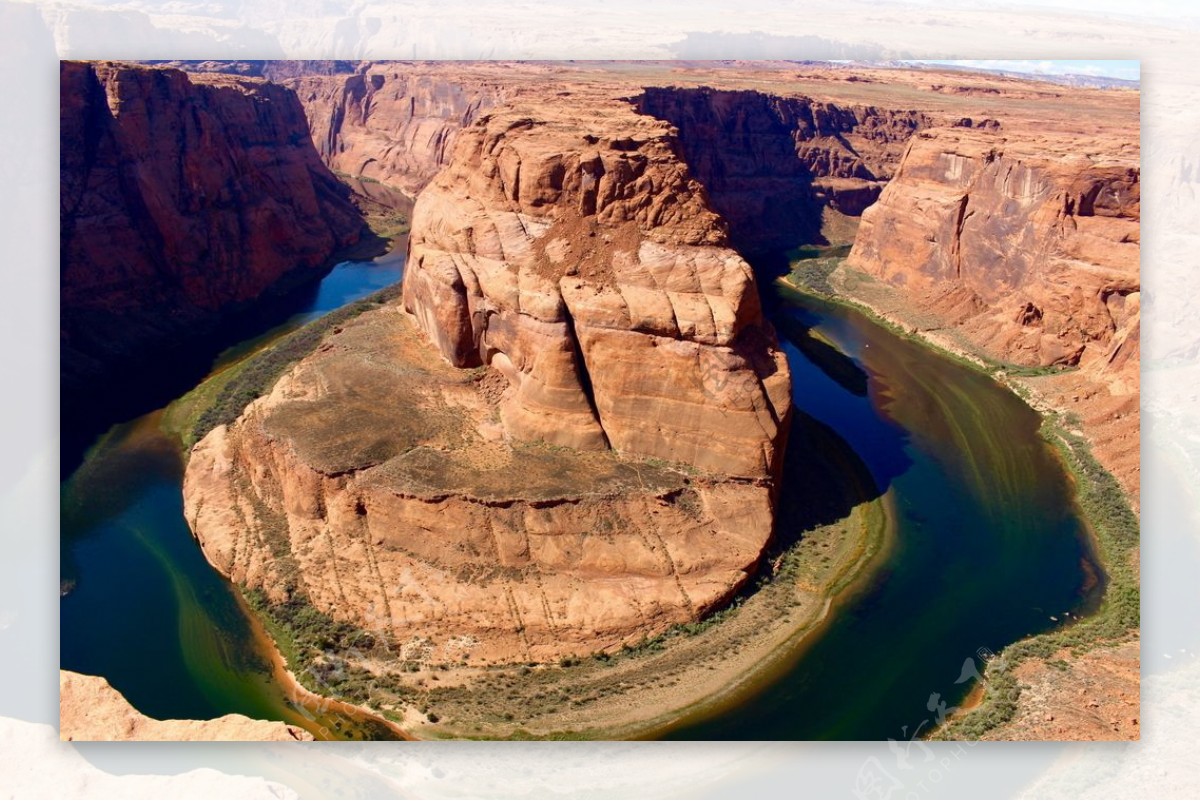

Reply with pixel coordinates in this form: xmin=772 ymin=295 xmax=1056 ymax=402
xmin=784 ymin=244 xmax=851 ymax=296
xmin=792 ymin=259 xmax=1081 ymax=386
xmin=785 ymin=250 xmax=1138 ymax=741
xmin=331 ymin=170 xmax=412 ymax=242
xmin=242 ymin=587 xmax=408 ymax=706
xmin=165 ymin=282 xmax=404 ymax=450
xmin=931 ymin=410 xmax=1139 ymax=740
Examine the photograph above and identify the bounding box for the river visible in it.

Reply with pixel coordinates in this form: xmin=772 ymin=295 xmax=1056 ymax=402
xmin=59 ymin=253 xmax=1100 ymax=741
xmin=662 ymin=283 xmax=1101 ymax=739
xmin=60 ymin=249 xmax=407 ymax=740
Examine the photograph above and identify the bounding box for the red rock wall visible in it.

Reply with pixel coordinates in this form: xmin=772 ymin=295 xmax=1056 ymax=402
xmin=402 ymin=94 xmax=792 ymax=480
xmin=635 ymin=87 xmax=930 ymax=251
xmin=846 ymin=126 xmax=1140 ymax=380
xmin=283 ymin=65 xmax=507 ymax=199
xmin=60 ymin=61 xmax=369 ymax=400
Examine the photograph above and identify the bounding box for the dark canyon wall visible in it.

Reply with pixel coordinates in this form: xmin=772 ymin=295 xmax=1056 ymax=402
xmin=635 ymin=87 xmax=931 ymax=253
xmin=60 ymin=61 xmax=370 ymax=431
xmin=280 ymin=64 xmax=508 ymax=199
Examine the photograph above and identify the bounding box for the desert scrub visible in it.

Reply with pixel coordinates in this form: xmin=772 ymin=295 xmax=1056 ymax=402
xmin=786 ymin=244 xmax=850 ymax=296
xmin=242 ymin=587 xmax=397 ymax=705
xmin=172 ymin=282 xmax=404 ymax=450
xmin=931 ymin=414 xmax=1139 ymax=740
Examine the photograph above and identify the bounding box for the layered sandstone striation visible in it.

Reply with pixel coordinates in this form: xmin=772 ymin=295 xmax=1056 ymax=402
xmin=60 ymin=60 xmax=370 ymax=408
xmin=636 ymin=87 xmax=930 ymax=251
xmin=844 ymin=121 xmax=1140 ymax=497
xmin=848 ymin=126 xmax=1139 ymax=375
xmin=184 ymin=91 xmax=792 ymax=666
xmin=282 ymin=63 xmax=508 ymax=198
xmin=403 ymin=97 xmax=791 ymax=477
xmin=185 ymin=308 xmax=779 ymax=666
xmin=59 ymin=671 xmax=313 ymax=741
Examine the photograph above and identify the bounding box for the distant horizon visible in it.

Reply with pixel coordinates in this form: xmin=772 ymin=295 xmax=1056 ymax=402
xmin=906 ymin=59 xmax=1140 ymax=82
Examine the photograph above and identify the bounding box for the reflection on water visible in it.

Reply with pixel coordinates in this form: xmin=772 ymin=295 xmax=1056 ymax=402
xmin=663 ymin=284 xmax=1101 ymax=740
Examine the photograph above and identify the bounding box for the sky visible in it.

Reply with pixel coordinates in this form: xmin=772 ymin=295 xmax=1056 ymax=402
xmin=910 ymin=59 xmax=1141 ymax=81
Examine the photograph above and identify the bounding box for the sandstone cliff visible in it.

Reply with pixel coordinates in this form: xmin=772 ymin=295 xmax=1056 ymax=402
xmin=61 ymin=61 xmax=370 ymax=424
xmin=844 ymin=123 xmax=1140 ymax=497
xmin=848 ymin=126 xmax=1139 ymax=374
xmin=282 ymin=63 xmax=508 ymax=199
xmin=636 ymin=87 xmax=931 ymax=251
xmin=59 ymin=670 xmax=313 ymax=741
xmin=404 ymin=97 xmax=791 ymax=477
xmin=184 ymin=91 xmax=792 ymax=666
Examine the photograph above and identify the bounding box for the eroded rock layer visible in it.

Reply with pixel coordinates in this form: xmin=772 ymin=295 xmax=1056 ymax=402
xmin=185 ymin=89 xmax=792 ymax=666
xmin=60 ymin=61 xmax=369 ymax=408
xmin=636 ymin=87 xmax=931 ymax=251
xmin=185 ymin=308 xmax=777 ymax=666
xmin=283 ymin=64 xmax=507 ymax=198
xmin=59 ymin=671 xmax=313 ymax=741
xmin=844 ymin=123 xmax=1140 ymax=500
xmin=403 ymin=96 xmax=792 ymax=478
xmin=848 ymin=126 xmax=1139 ymax=381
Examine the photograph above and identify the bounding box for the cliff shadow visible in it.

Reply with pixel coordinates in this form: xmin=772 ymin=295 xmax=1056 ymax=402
xmin=761 ymin=283 xmax=915 ymax=555
xmin=633 ymin=87 xmax=828 ymax=257
xmin=775 ymin=408 xmax=882 ymax=544
xmin=61 ymin=272 xmax=343 ymax=478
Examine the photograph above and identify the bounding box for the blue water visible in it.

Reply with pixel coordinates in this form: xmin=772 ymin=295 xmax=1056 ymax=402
xmin=662 ymin=285 xmax=1101 ymax=739
xmin=60 ymin=251 xmax=1099 ymax=741
xmin=60 ymin=251 xmax=405 ymax=739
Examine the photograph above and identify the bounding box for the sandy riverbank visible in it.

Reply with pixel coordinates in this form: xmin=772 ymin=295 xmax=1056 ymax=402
xmin=782 ymin=267 xmax=1141 ymax=742
xmin=233 ymin=587 xmax=414 ymax=741
xmin=391 ymin=495 xmax=893 ymax=740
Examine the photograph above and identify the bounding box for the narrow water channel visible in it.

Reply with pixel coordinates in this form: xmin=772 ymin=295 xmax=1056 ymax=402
xmin=60 ymin=249 xmax=406 ymax=741
xmin=60 ymin=251 xmax=1101 ymax=741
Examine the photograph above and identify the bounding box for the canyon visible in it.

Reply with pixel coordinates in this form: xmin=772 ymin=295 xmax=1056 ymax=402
xmin=261 ymin=64 xmax=1140 ymax=499
xmin=183 ymin=88 xmax=793 ymax=666
xmin=60 ymin=60 xmax=375 ymax=450
xmin=61 ymin=61 xmax=1140 ymax=740
xmin=844 ymin=121 xmax=1140 ymax=502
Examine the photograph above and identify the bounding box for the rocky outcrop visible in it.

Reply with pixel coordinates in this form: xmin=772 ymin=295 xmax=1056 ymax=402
xmin=60 ymin=61 xmax=370 ymax=416
xmin=635 ymin=87 xmax=930 ymax=251
xmin=283 ymin=64 xmax=507 ymax=198
xmin=59 ymin=671 xmax=313 ymax=741
xmin=847 ymin=126 xmax=1140 ymax=385
xmin=403 ymin=96 xmax=791 ymax=478
xmin=185 ymin=308 xmax=778 ymax=666
xmin=184 ymin=90 xmax=791 ymax=666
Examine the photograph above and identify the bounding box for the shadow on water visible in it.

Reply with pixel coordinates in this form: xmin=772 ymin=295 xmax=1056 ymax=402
xmin=777 ymin=311 xmax=870 ymax=398
xmin=60 ymin=243 xmax=397 ymax=479
xmin=61 ymin=252 xmax=406 ymax=740
xmin=663 ymin=276 xmax=1102 ymax=740
xmin=61 ymin=279 xmax=324 ymax=479
xmin=61 ymin=238 xmax=1103 ymax=741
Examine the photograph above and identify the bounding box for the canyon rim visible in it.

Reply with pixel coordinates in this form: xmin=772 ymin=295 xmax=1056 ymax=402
xmin=60 ymin=59 xmax=1139 ymax=742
